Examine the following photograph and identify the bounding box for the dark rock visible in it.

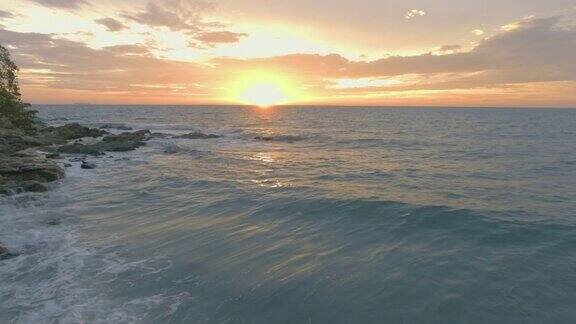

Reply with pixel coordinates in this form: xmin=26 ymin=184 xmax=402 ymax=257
xmin=63 ymin=163 xmax=73 ymax=168
xmin=0 ymin=244 xmax=18 ymax=261
xmin=254 ymin=136 xmax=274 ymax=141
xmin=58 ymin=143 xmax=105 ymax=156
xmin=175 ymin=132 xmax=221 ymax=139
xmin=0 ymin=155 xmax=65 ymax=184
xmin=68 ymin=157 xmax=87 ymax=162
xmin=0 ymin=150 xmax=64 ymax=195
xmin=57 ymin=130 xmax=151 ymax=155
xmin=45 ymin=153 xmax=61 ymax=159
xmin=81 ymin=161 xmax=97 ymax=169
xmin=103 ymin=130 xmax=150 ymax=143
xmin=45 ymin=123 xmax=109 ymax=140
xmin=99 ymin=140 xmax=144 ymax=152
xmin=46 ymin=219 xmax=61 ymax=226
xmin=99 ymin=124 xmax=133 ymax=131
xmin=150 ymin=132 xmax=173 ymax=139
xmin=23 ymin=181 xmax=48 ymax=192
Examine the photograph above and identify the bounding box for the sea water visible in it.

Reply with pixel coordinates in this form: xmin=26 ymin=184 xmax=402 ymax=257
xmin=1 ymin=106 xmax=575 ymax=323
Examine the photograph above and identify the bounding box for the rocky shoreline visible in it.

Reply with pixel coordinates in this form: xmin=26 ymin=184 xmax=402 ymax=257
xmin=0 ymin=117 xmax=262 ymax=260
xmin=0 ymin=117 xmax=155 ymax=196
xmin=0 ymin=117 xmax=160 ymax=260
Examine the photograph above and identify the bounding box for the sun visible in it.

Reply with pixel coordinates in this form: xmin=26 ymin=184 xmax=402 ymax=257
xmin=239 ymin=82 xmax=288 ymax=107
xmin=228 ymin=71 xmax=304 ymax=107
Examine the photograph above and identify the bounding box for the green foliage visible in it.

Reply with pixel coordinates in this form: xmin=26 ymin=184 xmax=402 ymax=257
xmin=0 ymin=44 xmax=37 ymax=133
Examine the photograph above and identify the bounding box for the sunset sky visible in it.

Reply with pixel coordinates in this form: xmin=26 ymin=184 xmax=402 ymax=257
xmin=0 ymin=0 xmax=575 ymax=107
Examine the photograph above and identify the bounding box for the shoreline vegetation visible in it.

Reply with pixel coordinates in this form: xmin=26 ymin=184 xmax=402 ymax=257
xmin=0 ymin=44 xmax=163 ymax=259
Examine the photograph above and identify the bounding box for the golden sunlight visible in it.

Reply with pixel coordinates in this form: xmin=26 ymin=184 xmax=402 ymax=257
xmin=229 ymin=71 xmax=304 ymax=107
xmin=240 ymin=82 xmax=287 ymax=107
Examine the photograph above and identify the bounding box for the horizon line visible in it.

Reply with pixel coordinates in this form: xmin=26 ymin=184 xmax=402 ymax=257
xmin=30 ymin=103 xmax=576 ymax=109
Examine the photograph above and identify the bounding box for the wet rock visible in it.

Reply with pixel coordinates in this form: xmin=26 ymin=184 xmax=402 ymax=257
xmin=58 ymin=143 xmax=105 ymax=156
xmin=85 ymin=130 xmax=151 ymax=152
xmin=99 ymin=140 xmax=144 ymax=152
xmin=175 ymin=132 xmax=221 ymax=139
xmin=46 ymin=219 xmax=61 ymax=226
xmin=103 ymin=130 xmax=150 ymax=143
xmin=45 ymin=153 xmax=61 ymax=159
xmin=0 ymin=126 xmax=44 ymax=153
xmin=150 ymin=132 xmax=173 ymax=139
xmin=63 ymin=163 xmax=73 ymax=168
xmin=42 ymin=123 xmax=108 ymax=140
xmin=99 ymin=124 xmax=133 ymax=131
xmin=23 ymin=181 xmax=48 ymax=192
xmin=68 ymin=157 xmax=87 ymax=162
xmin=0 ymin=244 xmax=17 ymax=261
xmin=81 ymin=161 xmax=97 ymax=169
xmin=0 ymin=153 xmax=65 ymax=195
xmin=254 ymin=136 xmax=274 ymax=141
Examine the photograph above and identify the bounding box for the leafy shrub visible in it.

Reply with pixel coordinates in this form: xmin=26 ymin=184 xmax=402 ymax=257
xmin=0 ymin=44 xmax=37 ymax=133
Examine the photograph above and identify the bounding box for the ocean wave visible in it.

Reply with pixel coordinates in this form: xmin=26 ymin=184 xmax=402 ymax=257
xmin=253 ymin=135 xmax=307 ymax=143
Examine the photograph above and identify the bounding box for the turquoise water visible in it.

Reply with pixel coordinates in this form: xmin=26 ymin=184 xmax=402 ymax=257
xmin=1 ymin=106 xmax=575 ymax=323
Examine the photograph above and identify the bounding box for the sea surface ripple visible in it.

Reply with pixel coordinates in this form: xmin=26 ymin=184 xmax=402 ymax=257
xmin=1 ymin=106 xmax=575 ymax=323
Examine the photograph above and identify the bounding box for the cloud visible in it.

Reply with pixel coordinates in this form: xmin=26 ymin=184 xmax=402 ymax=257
xmin=95 ymin=18 xmax=128 ymax=32
xmin=437 ymin=45 xmax=462 ymax=54
xmin=0 ymin=10 xmax=15 ymax=19
xmin=121 ymin=1 xmax=246 ymax=47
xmin=405 ymin=9 xmax=426 ymax=20
xmin=194 ymin=31 xmax=248 ymax=44
xmin=472 ymin=29 xmax=485 ymax=36
xmin=212 ymin=16 xmax=576 ymax=90
xmin=1 ymin=15 xmax=575 ymax=105
xmin=27 ymin=0 xmax=88 ymax=9
xmin=121 ymin=1 xmax=216 ymax=32
xmin=0 ymin=28 xmax=211 ymax=98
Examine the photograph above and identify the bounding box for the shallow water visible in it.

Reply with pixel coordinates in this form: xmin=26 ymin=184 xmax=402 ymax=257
xmin=1 ymin=106 xmax=576 ymax=323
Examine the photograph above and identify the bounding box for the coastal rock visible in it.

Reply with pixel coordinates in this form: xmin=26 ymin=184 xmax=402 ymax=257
xmin=58 ymin=130 xmax=151 ymax=155
xmin=103 ymin=129 xmax=150 ymax=142
xmin=0 ymin=244 xmax=15 ymax=261
xmin=99 ymin=124 xmax=133 ymax=131
xmin=58 ymin=143 xmax=105 ymax=156
xmin=0 ymin=152 xmax=65 ymax=195
xmin=150 ymin=132 xmax=173 ymax=139
xmin=175 ymin=132 xmax=221 ymax=139
xmin=0 ymin=126 xmax=44 ymax=153
xmin=41 ymin=123 xmax=108 ymax=142
xmin=81 ymin=161 xmax=97 ymax=169
xmin=45 ymin=153 xmax=61 ymax=159
xmin=0 ymin=249 xmax=17 ymax=261
xmin=22 ymin=181 xmax=48 ymax=192
xmin=98 ymin=130 xmax=150 ymax=151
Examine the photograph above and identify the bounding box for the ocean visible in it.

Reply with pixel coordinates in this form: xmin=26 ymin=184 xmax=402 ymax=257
xmin=1 ymin=105 xmax=575 ymax=323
